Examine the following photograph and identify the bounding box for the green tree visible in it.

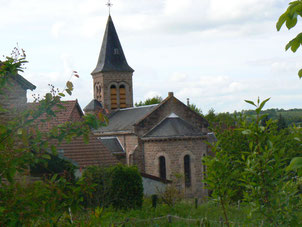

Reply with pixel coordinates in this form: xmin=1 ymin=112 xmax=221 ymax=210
xmin=0 ymin=49 xmax=105 ymax=225
xmin=277 ymin=0 xmax=302 ymax=78
xmin=188 ymin=103 xmax=203 ymax=115
xmin=204 ymin=98 xmax=302 ymax=225
xmin=135 ymin=96 xmax=162 ymax=106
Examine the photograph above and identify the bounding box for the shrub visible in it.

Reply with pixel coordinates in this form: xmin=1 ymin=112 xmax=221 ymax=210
xmin=110 ymin=164 xmax=143 ymax=209
xmin=81 ymin=166 xmax=112 ymax=208
xmin=30 ymin=154 xmax=76 ymax=181
xmin=82 ymin=164 xmax=143 ymax=210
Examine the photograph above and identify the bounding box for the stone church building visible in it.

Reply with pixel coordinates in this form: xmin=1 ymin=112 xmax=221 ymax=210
xmin=84 ymin=15 xmax=214 ymax=197
xmin=0 ymin=15 xmax=214 ymax=198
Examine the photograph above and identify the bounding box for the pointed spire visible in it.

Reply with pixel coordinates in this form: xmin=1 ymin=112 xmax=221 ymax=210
xmin=91 ymin=15 xmax=134 ymax=75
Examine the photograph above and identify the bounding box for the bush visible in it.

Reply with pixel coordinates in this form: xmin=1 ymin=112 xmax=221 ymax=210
xmin=82 ymin=164 xmax=143 ymax=210
xmin=30 ymin=154 xmax=76 ymax=182
xmin=110 ymin=165 xmax=143 ymax=209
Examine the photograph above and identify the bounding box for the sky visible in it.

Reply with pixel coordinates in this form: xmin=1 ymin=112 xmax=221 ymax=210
xmin=1 ymin=0 xmax=302 ymax=114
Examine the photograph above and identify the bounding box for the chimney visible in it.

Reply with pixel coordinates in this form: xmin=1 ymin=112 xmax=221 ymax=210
xmin=187 ymin=98 xmax=190 ymax=106
xmin=168 ymin=92 xmax=174 ymax=97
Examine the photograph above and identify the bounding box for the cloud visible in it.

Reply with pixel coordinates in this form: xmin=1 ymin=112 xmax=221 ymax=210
xmin=51 ymin=22 xmax=66 ymax=39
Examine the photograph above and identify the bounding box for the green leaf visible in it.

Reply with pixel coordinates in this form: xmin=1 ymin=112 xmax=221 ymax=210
xmin=258 ymin=98 xmax=270 ymax=112
xmin=276 ymin=13 xmax=288 ymax=31
xmin=242 ymin=129 xmax=251 ymax=135
xmin=59 ymin=92 xmax=65 ymax=97
xmin=42 ymin=154 xmax=51 ymax=160
xmin=66 ymin=89 xmax=72 ymax=95
xmin=286 ymin=16 xmax=297 ymax=29
xmin=287 ymin=157 xmax=302 ymax=171
xmin=66 ymin=81 xmax=73 ymax=90
xmin=244 ymin=100 xmax=256 ymax=107
xmin=298 ymin=68 xmax=302 ymax=78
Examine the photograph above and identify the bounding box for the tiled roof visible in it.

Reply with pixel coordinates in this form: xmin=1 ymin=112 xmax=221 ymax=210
xmin=95 ymin=104 xmax=157 ymax=133
xmin=58 ymin=134 xmax=120 ymax=168
xmin=27 ymin=100 xmax=83 ymax=132
xmin=28 ymin=100 xmax=120 ymax=168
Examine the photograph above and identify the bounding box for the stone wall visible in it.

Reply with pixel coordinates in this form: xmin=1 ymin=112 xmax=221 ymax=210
xmin=143 ymin=138 xmax=209 ymax=198
xmin=117 ymin=134 xmax=144 ymax=171
xmin=135 ymin=95 xmax=209 ymax=137
xmin=92 ymin=72 xmax=133 ymax=111
xmin=0 ymin=79 xmax=27 ymax=122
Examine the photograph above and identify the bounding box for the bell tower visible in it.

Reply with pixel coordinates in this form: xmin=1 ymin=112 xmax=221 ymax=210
xmin=91 ymin=15 xmax=134 ymax=111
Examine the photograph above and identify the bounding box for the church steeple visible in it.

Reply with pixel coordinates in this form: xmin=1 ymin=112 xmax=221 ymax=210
xmin=92 ymin=15 xmax=134 ymax=75
xmin=89 ymin=15 xmax=134 ymax=112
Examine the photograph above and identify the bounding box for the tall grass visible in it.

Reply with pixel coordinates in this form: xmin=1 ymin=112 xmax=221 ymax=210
xmin=72 ymin=199 xmax=261 ymax=226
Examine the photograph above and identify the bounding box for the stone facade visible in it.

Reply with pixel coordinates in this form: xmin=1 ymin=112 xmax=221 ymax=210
xmin=143 ymin=138 xmax=208 ymax=197
xmin=134 ymin=94 xmax=209 ymax=137
xmin=93 ymin=71 xmax=133 ymax=111
xmin=0 ymin=77 xmax=33 ymax=123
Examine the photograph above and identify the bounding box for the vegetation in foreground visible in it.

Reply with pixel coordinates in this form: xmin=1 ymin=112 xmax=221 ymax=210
xmin=49 ymin=199 xmax=258 ymax=226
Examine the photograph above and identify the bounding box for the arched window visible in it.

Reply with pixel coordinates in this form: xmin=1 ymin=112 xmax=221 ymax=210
xmin=110 ymin=85 xmax=117 ymax=109
xmin=98 ymin=86 xmax=102 ymax=99
xmin=202 ymin=153 xmax=207 ymax=185
xmin=159 ymin=156 xmax=166 ymax=180
xmin=119 ymin=84 xmax=126 ymax=108
xmin=184 ymin=155 xmax=191 ymax=187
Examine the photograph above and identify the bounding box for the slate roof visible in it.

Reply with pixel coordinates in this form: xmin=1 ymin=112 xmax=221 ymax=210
xmin=143 ymin=113 xmax=205 ymax=139
xmin=84 ymin=99 xmax=103 ymax=112
xmin=95 ymin=104 xmax=158 ymax=133
xmin=58 ymin=134 xmax=120 ymax=168
xmin=99 ymin=137 xmax=125 ymax=154
xmin=14 ymin=74 xmax=36 ymax=91
xmin=91 ymin=15 xmax=134 ymax=74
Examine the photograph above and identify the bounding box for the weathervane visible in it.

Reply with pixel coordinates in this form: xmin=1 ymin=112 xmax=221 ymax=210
xmin=106 ymin=0 xmax=113 ymax=15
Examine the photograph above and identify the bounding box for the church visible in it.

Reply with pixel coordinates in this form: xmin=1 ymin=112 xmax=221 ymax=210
xmin=83 ymin=15 xmax=214 ymax=197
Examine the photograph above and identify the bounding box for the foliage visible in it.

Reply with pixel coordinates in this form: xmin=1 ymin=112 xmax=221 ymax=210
xmin=277 ymin=113 xmax=287 ymax=131
xmin=110 ymin=164 xmax=143 ymax=209
xmin=188 ymin=103 xmax=203 ymax=115
xmin=30 ymin=154 xmax=76 ymax=181
xmin=157 ymin=174 xmax=184 ymax=207
xmin=82 ymin=166 xmax=113 ymax=208
xmin=135 ymin=96 xmax=162 ymax=106
xmin=277 ymin=0 xmax=302 ymax=78
xmin=204 ymin=108 xmax=237 ymax=132
xmin=82 ymin=164 xmax=143 ymax=210
xmin=0 ymin=49 xmax=105 ymax=225
xmin=66 ymin=199 xmax=265 ymax=226
xmin=241 ymin=98 xmax=301 ymax=225
xmin=204 ymin=97 xmax=302 ymax=226
xmin=203 ymin=142 xmax=242 ymax=226
xmin=0 ymin=175 xmax=85 ymax=226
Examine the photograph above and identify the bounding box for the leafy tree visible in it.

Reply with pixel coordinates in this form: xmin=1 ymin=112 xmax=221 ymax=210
xmin=204 ymin=98 xmax=302 ymax=225
xmin=188 ymin=103 xmax=203 ymax=115
xmin=277 ymin=0 xmax=302 ymax=78
xmin=0 ymin=49 xmax=105 ymax=225
xmin=135 ymin=96 xmax=162 ymax=106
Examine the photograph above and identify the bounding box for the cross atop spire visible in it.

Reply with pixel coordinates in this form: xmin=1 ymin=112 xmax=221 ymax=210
xmin=106 ymin=0 xmax=113 ymax=15
xmin=91 ymin=15 xmax=134 ymax=74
